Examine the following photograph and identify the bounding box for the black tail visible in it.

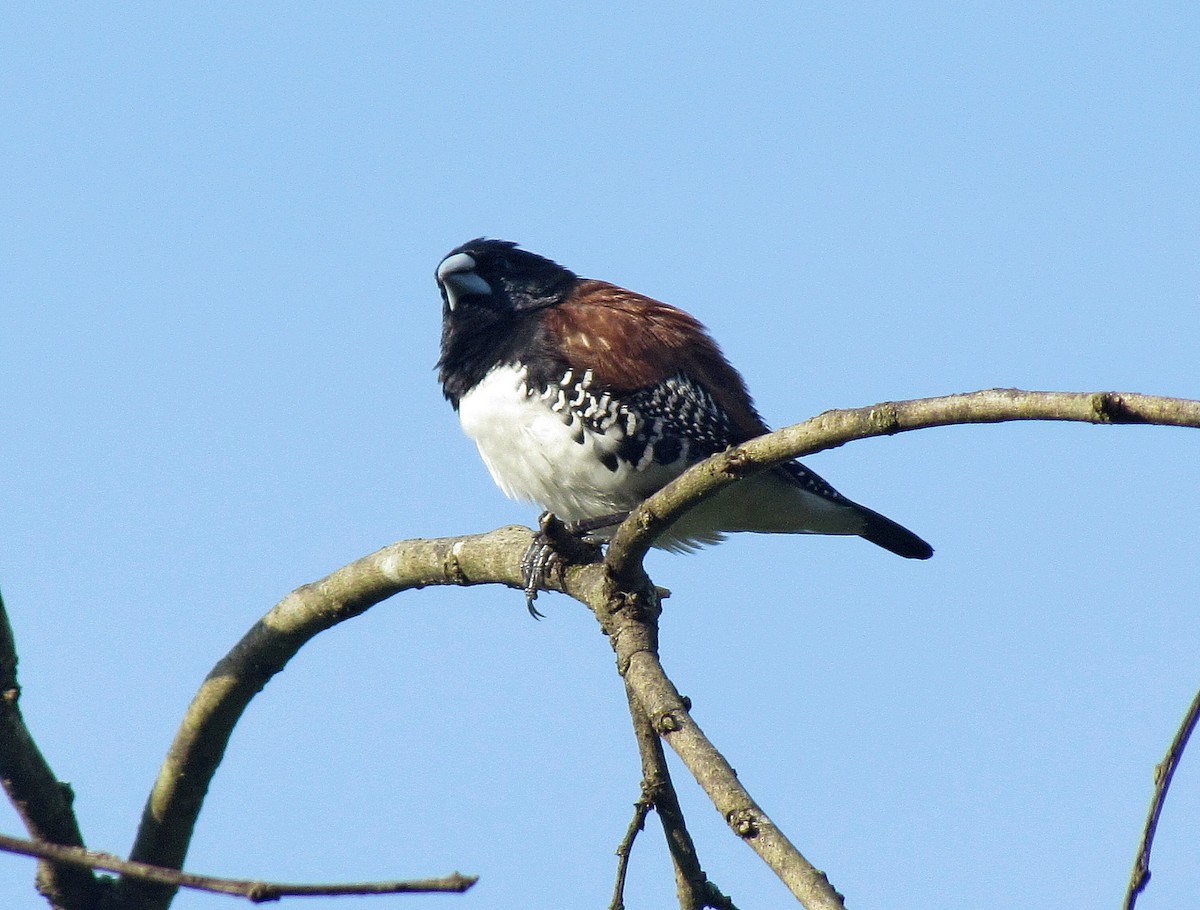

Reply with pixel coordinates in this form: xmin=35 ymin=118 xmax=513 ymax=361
xmin=857 ymin=505 xmax=934 ymax=560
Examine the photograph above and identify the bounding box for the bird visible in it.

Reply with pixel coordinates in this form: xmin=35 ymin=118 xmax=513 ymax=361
xmin=435 ymin=238 xmax=932 ymax=606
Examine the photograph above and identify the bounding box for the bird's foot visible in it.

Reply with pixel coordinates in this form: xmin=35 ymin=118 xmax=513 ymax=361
xmin=520 ymin=512 xmax=614 ymax=617
xmin=520 ymin=520 xmax=560 ymax=619
xmin=564 ymin=511 xmax=630 ymax=544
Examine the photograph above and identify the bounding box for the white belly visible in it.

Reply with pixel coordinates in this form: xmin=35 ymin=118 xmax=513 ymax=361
xmin=457 ymin=363 xmax=676 ymax=522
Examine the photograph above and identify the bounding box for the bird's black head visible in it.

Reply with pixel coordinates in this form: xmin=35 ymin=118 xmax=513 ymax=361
xmin=435 ymin=238 xmax=577 ymax=318
xmin=436 ymin=239 xmax=578 ymax=406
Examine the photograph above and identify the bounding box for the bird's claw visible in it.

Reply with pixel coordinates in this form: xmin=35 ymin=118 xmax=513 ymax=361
xmin=519 ymin=512 xmax=607 ymax=618
xmin=520 ymin=534 xmax=558 ymax=619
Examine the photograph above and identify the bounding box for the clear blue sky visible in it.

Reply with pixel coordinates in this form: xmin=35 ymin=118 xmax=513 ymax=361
xmin=2 ymin=4 xmax=1197 ymax=909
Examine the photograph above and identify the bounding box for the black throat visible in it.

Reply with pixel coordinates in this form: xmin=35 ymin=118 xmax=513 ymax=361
xmin=436 ymin=240 xmax=578 ymax=407
xmin=438 ymin=305 xmax=565 ymax=408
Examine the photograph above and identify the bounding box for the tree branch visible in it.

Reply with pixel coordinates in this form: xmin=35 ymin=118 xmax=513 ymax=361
xmin=598 ymin=389 xmax=1200 ymax=907
xmin=0 ymin=831 xmax=475 ymax=902
xmin=622 ymin=682 xmax=737 ymax=910
xmin=117 ymin=527 xmax=536 ymax=910
xmin=0 ymin=589 xmax=106 ymax=910
xmin=587 ymin=576 xmax=847 ymax=910
xmin=1124 ymin=686 xmax=1200 ymax=910
xmin=609 ymin=783 xmax=653 ymax=910
xmin=606 ymin=389 xmax=1200 ymax=582
xmin=104 ymin=389 xmax=1198 ymax=910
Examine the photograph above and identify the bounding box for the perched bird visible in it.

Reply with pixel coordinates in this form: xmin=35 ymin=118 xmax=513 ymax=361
xmin=436 ymin=238 xmax=932 ymax=601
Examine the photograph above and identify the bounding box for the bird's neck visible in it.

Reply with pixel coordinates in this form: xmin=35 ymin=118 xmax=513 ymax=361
xmin=439 ymin=309 xmax=559 ymax=408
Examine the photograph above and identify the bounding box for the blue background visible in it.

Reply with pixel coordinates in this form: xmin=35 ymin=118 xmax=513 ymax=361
xmin=2 ymin=4 xmax=1197 ymax=908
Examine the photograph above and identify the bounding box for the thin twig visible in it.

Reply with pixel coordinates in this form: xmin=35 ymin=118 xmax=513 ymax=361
xmin=0 ymin=832 xmax=476 ymax=902
xmin=610 ymin=788 xmax=654 ymax=910
xmin=1123 ymin=687 xmax=1200 ymax=910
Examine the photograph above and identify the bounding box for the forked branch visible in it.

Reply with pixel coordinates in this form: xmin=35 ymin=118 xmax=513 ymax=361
xmin=3 ymin=389 xmax=1193 ymax=910
xmin=123 ymin=388 xmax=1200 ymax=910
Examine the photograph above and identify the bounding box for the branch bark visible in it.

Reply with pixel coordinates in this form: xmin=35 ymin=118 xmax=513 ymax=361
xmin=585 ymin=575 xmax=847 ymax=910
xmin=606 ymin=389 xmax=1200 ymax=582
xmin=0 ymin=591 xmax=105 ymax=910
xmin=1124 ymin=687 xmax=1200 ymax=910
xmin=8 ymin=388 xmax=1189 ymax=910
xmin=622 ymin=680 xmax=739 ymax=910
xmin=0 ymin=832 xmax=475 ymax=902
xmin=598 ymin=389 xmax=1200 ymax=906
xmin=116 ymin=527 xmax=535 ymax=910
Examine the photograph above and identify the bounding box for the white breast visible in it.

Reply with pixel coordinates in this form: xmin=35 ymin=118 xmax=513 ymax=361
xmin=457 ymin=363 xmax=676 ymax=522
